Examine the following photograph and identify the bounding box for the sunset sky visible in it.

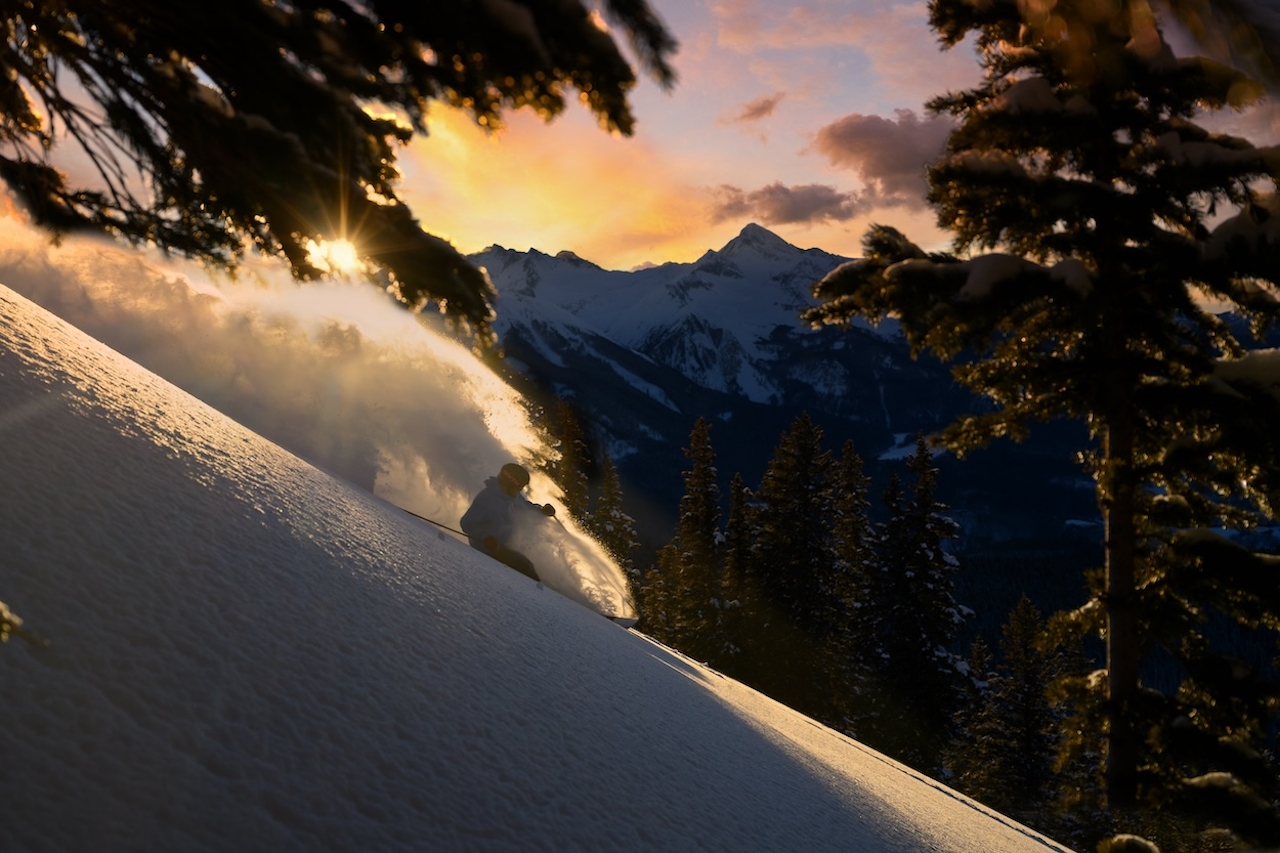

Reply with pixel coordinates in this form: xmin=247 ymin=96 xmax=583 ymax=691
xmin=5 ymin=0 xmax=1280 ymax=277
xmin=399 ymin=0 xmax=987 ymax=271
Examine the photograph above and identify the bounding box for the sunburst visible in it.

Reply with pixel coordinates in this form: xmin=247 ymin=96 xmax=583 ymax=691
xmin=307 ymin=238 xmax=363 ymax=275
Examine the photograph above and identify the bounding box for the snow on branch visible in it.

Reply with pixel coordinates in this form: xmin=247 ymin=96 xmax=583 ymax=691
xmin=1214 ymin=347 xmax=1280 ymax=400
xmin=889 ymin=253 xmax=1094 ymax=303
xmin=1204 ymin=199 xmax=1280 ymax=261
xmin=938 ymin=149 xmax=1029 ymax=178
xmin=987 ymin=75 xmax=1096 ymax=116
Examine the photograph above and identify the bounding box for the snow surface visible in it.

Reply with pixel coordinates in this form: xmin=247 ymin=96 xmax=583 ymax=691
xmin=0 ymin=284 xmax=1077 ymax=851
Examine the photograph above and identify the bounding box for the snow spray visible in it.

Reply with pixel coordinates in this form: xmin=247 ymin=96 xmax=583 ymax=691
xmin=0 ymin=215 xmax=636 ymax=620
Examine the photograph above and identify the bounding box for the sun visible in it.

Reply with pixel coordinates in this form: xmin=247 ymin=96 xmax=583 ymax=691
xmin=307 ymin=238 xmax=363 ymax=275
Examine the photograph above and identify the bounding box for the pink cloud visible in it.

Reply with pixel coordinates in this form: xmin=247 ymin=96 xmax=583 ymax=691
xmin=811 ymin=108 xmax=954 ymax=207
xmin=711 ymin=181 xmax=863 ymax=224
xmin=708 ymin=0 xmax=981 ymax=104
xmin=730 ymin=91 xmax=786 ymax=123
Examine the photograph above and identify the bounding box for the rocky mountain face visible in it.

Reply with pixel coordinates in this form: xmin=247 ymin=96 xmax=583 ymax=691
xmin=471 ymin=224 xmax=1098 ymax=560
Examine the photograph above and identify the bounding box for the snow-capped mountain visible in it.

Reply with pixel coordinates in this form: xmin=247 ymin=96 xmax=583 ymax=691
xmin=473 ymin=224 xmax=1094 ymax=550
xmin=478 ymin=223 xmax=873 ymax=403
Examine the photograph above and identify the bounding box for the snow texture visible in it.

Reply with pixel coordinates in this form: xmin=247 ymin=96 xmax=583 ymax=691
xmin=0 ymin=285 xmax=1078 ymax=852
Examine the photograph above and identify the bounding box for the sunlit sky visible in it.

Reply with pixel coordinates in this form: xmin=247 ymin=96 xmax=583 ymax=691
xmin=397 ymin=0 xmax=1280 ymax=272
xmin=5 ymin=0 xmax=1280 ymax=276
xmin=400 ymin=0 xmax=989 ymax=271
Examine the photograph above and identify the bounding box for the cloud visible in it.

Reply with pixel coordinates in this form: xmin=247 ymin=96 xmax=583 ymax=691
xmin=711 ymin=181 xmax=862 ymax=225
xmin=811 ymin=108 xmax=955 ymax=208
xmin=729 ymin=92 xmax=786 ymax=123
xmin=710 ymin=0 xmax=891 ymax=51
xmin=708 ymin=0 xmax=982 ymax=107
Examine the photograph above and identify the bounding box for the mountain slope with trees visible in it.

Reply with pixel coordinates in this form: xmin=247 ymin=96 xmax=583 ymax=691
xmin=475 ymin=225 xmax=1098 ymax=559
xmin=806 ymin=0 xmax=1280 ymax=843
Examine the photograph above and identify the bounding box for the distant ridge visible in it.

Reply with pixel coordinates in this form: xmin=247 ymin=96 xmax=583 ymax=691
xmin=468 ymin=223 xmax=1096 ymax=556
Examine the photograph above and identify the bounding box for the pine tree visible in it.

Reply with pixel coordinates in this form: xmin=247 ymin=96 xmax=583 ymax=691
xmin=950 ymin=597 xmax=1061 ymax=824
xmin=863 ymin=436 xmax=966 ymax=772
xmin=746 ymin=411 xmax=839 ymax=717
xmin=716 ymin=471 xmax=755 ymax=677
xmin=822 ymin=439 xmax=878 ymax=735
xmin=752 ymin=413 xmax=835 ymax=628
xmin=0 ymin=1 xmax=676 ymax=338
xmin=550 ymin=400 xmax=592 ymax=523
xmin=806 ymin=0 xmax=1280 ymax=826
xmin=640 ymin=418 xmax=722 ymax=661
xmin=588 ymin=453 xmax=639 ymax=574
xmin=946 ymin=634 xmax=996 ymax=792
xmin=902 ymin=434 xmax=967 ymax=675
xmin=830 ymin=440 xmax=876 ymax=595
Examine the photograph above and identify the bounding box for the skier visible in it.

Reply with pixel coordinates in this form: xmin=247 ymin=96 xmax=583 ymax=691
xmin=460 ymin=463 xmax=556 ymax=581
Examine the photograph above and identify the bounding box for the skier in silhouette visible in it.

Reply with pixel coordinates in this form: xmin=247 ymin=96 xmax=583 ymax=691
xmin=460 ymin=463 xmax=556 ymax=581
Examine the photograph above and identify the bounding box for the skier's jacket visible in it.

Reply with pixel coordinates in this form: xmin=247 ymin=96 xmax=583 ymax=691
xmin=460 ymin=477 xmax=545 ymax=550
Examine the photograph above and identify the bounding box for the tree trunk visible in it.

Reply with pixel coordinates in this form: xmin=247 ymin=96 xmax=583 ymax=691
xmin=1103 ymin=381 xmax=1141 ymax=809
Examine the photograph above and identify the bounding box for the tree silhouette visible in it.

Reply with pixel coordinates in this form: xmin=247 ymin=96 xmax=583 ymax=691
xmin=642 ymin=417 xmax=721 ymax=660
xmin=862 ymin=436 xmax=965 ymax=771
xmin=807 ymin=0 xmax=1280 ymax=826
xmin=949 ymin=597 xmax=1060 ymax=823
xmin=550 ymin=400 xmax=592 ymax=522
xmin=588 ymin=452 xmax=639 ymax=574
xmin=0 ymin=1 xmax=676 ymax=338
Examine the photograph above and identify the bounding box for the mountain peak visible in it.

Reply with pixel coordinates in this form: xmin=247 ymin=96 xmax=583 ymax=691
xmin=554 ymin=250 xmax=602 ymax=271
xmin=719 ymin=223 xmax=797 ymax=260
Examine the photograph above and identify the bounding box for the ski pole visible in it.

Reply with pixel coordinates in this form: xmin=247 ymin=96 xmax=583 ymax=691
xmin=398 ymin=506 xmax=467 ymax=538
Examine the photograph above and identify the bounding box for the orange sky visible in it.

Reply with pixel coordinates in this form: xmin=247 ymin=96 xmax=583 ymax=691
xmin=6 ymin=0 xmax=1280 ymax=275
xmin=394 ymin=0 xmax=984 ymax=270
xmin=391 ymin=0 xmax=1280 ymax=272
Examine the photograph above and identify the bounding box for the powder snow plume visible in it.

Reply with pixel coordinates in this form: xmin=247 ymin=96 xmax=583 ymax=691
xmin=0 ymin=214 xmax=635 ymax=619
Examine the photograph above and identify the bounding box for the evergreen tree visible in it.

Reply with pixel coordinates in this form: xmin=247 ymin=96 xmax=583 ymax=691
xmin=550 ymin=400 xmax=591 ymax=522
xmin=806 ymin=0 xmax=1280 ymax=828
xmin=864 ymin=436 xmax=966 ymax=772
xmin=588 ymin=453 xmax=639 ymax=574
xmin=950 ymin=597 xmax=1060 ymax=825
xmin=946 ymin=634 xmax=996 ymax=789
xmin=830 ymin=440 xmax=876 ymax=596
xmin=0 ymin=1 xmax=676 ymax=338
xmin=639 ymin=418 xmax=722 ymax=661
xmin=823 ymin=439 xmax=878 ymax=735
xmin=716 ymin=471 xmax=755 ymax=676
xmin=746 ymin=411 xmax=838 ymax=717
xmin=752 ymin=412 xmax=835 ymax=628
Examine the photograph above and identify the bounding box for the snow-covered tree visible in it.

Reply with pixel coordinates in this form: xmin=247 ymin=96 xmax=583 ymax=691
xmin=588 ymin=453 xmax=639 ymax=574
xmin=550 ymin=400 xmax=592 ymax=523
xmin=822 ymin=439 xmax=879 ymax=735
xmin=830 ymin=440 xmax=876 ymax=597
xmin=806 ymin=0 xmax=1280 ymax=826
xmin=0 ymin=0 xmax=675 ymax=338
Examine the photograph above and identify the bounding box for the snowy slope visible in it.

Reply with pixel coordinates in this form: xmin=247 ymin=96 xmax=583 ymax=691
xmin=0 ymin=285 xmax=1075 ymax=852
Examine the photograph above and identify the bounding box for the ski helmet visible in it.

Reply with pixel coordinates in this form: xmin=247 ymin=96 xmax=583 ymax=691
xmin=500 ymin=463 xmax=530 ymax=489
